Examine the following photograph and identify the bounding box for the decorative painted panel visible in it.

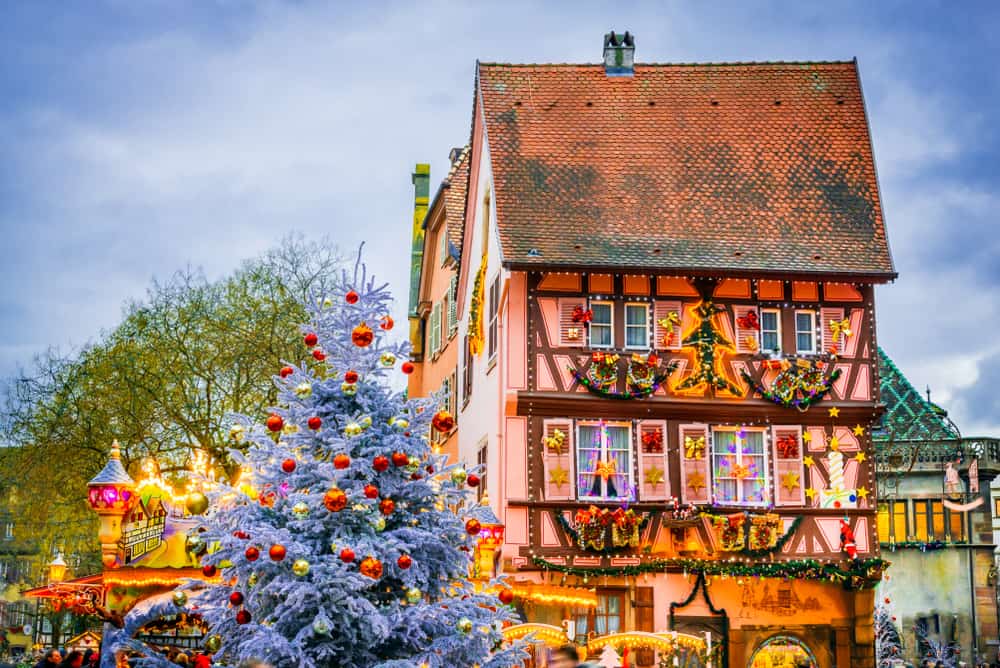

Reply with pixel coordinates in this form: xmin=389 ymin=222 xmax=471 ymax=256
xmin=541 ymin=419 xmax=574 ymax=500
xmin=679 ymin=423 xmax=710 ymax=504
xmin=772 ymin=425 xmax=805 ymax=506
xmin=637 ymin=420 xmax=669 ymax=501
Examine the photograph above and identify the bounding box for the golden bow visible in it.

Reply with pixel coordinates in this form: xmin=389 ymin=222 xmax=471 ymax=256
xmin=594 ymin=459 xmax=617 ymax=481
xmin=684 ymin=436 xmax=705 ymax=460
xmin=829 ymin=318 xmax=853 ymax=339
xmin=658 ymin=312 xmax=681 ymax=345
xmin=731 ymin=463 xmax=752 ymax=480
xmin=543 ymin=429 xmax=567 ymax=455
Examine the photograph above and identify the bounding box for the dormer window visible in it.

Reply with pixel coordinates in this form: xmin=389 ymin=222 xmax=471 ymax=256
xmin=624 ymin=303 xmax=649 ymax=349
xmin=795 ymin=310 xmax=817 ymax=354
xmin=589 ymin=301 xmax=613 ymax=348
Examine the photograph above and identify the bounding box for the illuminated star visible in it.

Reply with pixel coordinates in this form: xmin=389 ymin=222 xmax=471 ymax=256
xmin=644 ymin=465 xmax=664 ymax=486
xmin=856 ymin=487 xmax=869 ymax=500
xmin=781 ymin=471 xmax=800 ymax=493
xmin=687 ymin=472 xmax=706 ymax=493
xmin=853 ymin=424 xmax=865 ymax=436
xmin=829 ymin=436 xmax=840 ymax=452
xmin=855 ymin=452 xmax=867 ymax=463
xmin=548 ymin=466 xmax=568 ymax=488
xmin=803 ymin=456 xmax=815 ymax=468
xmin=828 ymin=407 xmax=840 ymax=418
xmin=802 ymin=431 xmax=813 ymax=443
xmin=804 ymin=487 xmax=817 ymax=500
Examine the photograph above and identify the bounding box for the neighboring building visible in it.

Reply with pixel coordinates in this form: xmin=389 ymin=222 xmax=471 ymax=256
xmin=407 ymin=148 xmax=470 ymax=462
xmin=0 ymin=492 xmax=41 ymax=657
xmin=874 ymin=348 xmax=1000 ymax=664
xmin=408 ymin=34 xmax=897 ymax=667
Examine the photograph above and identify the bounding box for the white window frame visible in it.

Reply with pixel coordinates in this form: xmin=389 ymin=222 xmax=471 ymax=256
xmin=429 ymin=302 xmax=442 ymax=355
xmin=624 ymin=302 xmax=650 ymax=350
xmin=760 ymin=307 xmax=782 ymax=354
xmin=439 ymin=227 xmax=449 ymax=265
xmin=588 ymin=300 xmax=614 ymax=349
xmin=576 ymin=420 xmax=634 ymax=502
xmin=710 ymin=426 xmax=770 ymax=507
xmin=794 ymin=310 xmax=817 ymax=354
xmin=487 ymin=274 xmax=500 ymax=362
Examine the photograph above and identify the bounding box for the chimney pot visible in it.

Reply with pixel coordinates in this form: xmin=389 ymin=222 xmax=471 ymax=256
xmin=603 ymin=30 xmax=635 ymax=77
xmin=448 ymin=147 xmax=464 ymax=164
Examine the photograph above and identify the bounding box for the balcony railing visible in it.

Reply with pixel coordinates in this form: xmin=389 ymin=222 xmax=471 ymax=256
xmin=875 ymin=437 xmax=1000 ymax=470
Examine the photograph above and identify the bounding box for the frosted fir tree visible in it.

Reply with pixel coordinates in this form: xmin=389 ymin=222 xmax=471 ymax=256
xmin=596 ymin=645 xmax=621 ymax=668
xmin=178 ymin=257 xmax=525 ymax=667
xmin=874 ymin=585 xmax=904 ymax=667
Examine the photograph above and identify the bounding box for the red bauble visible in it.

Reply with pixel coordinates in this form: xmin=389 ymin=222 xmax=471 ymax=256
xmin=465 ymin=519 xmax=482 ymax=536
xmin=245 ymin=546 xmax=260 ymax=562
xmin=431 ymin=410 xmax=455 ymax=434
xmin=467 ymin=474 xmax=481 ymax=488
xmin=345 ymin=290 xmax=360 ymax=304
xmin=312 ymin=348 xmax=327 ymax=361
xmin=229 ymin=591 xmax=244 ymax=606
xmin=303 ymin=332 xmax=318 ymax=347
xmin=339 ymin=548 xmax=355 ymax=563
xmin=410 ymin=473 xmax=422 ymax=480
xmin=363 ymin=484 xmax=379 ymax=499
xmin=397 ymin=554 xmax=412 ymax=570
xmin=234 ymin=531 xmax=250 ymax=540
xmin=344 ymin=370 xmax=359 ymax=384
xmin=268 ymin=544 xmax=286 ymax=562
xmin=351 ymin=323 xmax=374 ymax=347
xmin=391 ymin=451 xmax=409 ymax=467
xmin=202 ymin=564 xmax=217 ymax=577
xmin=279 ymin=366 xmax=294 ymax=378
xmin=266 ymin=414 xmax=284 ymax=432
xmin=235 ymin=610 xmax=252 ymax=625
xmin=426 ymin=465 xmax=435 ymax=474
xmin=373 ymin=455 xmax=390 ymax=472
xmin=498 ymin=588 xmax=514 ymax=605
xmin=379 ymin=498 xmax=395 ymax=515
xmin=359 ymin=556 xmax=383 ymax=579
xmin=324 ymin=488 xmax=347 ymax=512
xmin=379 ymin=315 xmax=394 ymax=331
xmin=308 ymin=416 xmax=322 ymax=430
xmin=401 ymin=361 xmax=415 ymax=375
xmin=333 ymin=453 xmax=351 ymax=469
xmin=281 ymin=458 xmax=296 ymax=473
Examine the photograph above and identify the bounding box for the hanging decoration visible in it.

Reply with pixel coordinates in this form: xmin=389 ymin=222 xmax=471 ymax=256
xmin=747 ymin=514 xmax=782 ymax=552
xmin=709 ymin=513 xmax=746 ymax=551
xmin=571 ymin=353 xmax=676 ymax=400
xmin=736 ymin=311 xmax=760 ymax=331
xmin=683 ymin=435 xmax=705 ymax=460
xmin=571 ymin=305 xmax=593 ymax=324
xmin=543 ymin=429 xmax=567 ymax=455
xmin=673 ymin=300 xmax=745 ymax=397
xmin=741 ymin=362 xmax=841 ymax=410
xmin=641 ymin=429 xmax=664 ymax=454
xmin=657 ymin=311 xmax=680 ymax=347
xmin=468 ymin=254 xmax=488 ymax=356
xmin=776 ymin=433 xmax=799 ymax=459
xmin=558 ymin=507 xmax=653 ymax=554
xmin=839 ymin=519 xmax=859 ymax=560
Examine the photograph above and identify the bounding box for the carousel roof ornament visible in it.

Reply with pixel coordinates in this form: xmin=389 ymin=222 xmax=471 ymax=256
xmin=88 ymin=440 xmax=135 ymax=486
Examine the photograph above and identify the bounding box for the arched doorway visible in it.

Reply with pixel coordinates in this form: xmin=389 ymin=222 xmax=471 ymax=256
xmin=748 ymin=635 xmax=818 ymax=668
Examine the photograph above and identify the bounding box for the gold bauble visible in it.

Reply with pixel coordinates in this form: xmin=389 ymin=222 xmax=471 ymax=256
xmin=393 ymin=418 xmax=409 ymax=430
xmin=372 ymin=517 xmax=386 ymax=532
xmin=344 ymin=422 xmax=363 ymax=437
xmin=172 ymin=591 xmax=188 ymax=607
xmin=406 ymin=587 xmax=422 ymax=604
xmin=292 ymin=502 xmax=309 ymax=518
xmin=185 ymin=492 xmax=209 ymax=515
xmin=360 ymin=416 xmax=372 ymax=428
xmin=450 ymin=467 xmax=467 ymax=485
xmin=294 ymin=382 xmax=313 ymax=397
xmin=292 ymin=559 xmax=310 ymax=577
xmin=379 ymin=352 xmax=397 ymax=368
xmin=204 ymin=635 xmax=222 ymax=653
xmin=457 ymin=617 xmax=473 ymax=634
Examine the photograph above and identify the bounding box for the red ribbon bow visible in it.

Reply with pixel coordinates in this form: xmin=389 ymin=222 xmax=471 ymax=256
xmin=571 ymin=305 xmax=593 ymax=323
xmin=737 ymin=311 xmax=760 ymax=330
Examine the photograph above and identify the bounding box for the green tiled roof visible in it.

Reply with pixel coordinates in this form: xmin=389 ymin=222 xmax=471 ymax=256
xmin=876 ymin=347 xmax=959 ymax=442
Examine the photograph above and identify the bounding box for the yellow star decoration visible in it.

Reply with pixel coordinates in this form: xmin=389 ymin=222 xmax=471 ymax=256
xmin=687 ymin=471 xmax=706 ymax=493
xmin=802 ymin=431 xmax=812 ymax=443
xmin=829 ymin=436 xmax=840 ymax=451
xmin=781 ymin=471 xmax=800 ymax=493
xmin=828 ymin=407 xmax=840 ymax=418
xmin=855 ymin=452 xmax=867 ymax=463
xmin=644 ymin=465 xmax=664 ymax=487
xmin=853 ymin=424 xmax=865 ymax=436
xmin=803 ymin=456 xmax=815 ymax=468
xmin=594 ymin=459 xmax=617 ymax=481
xmin=548 ymin=466 xmax=568 ymax=488
xmin=857 ymin=487 xmax=869 ymax=500
xmin=804 ymin=487 xmax=817 ymax=500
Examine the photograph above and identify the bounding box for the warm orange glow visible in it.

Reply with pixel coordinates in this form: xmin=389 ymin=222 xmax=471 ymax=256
xmin=588 ymin=631 xmax=706 ymax=653
xmin=502 ymin=623 xmax=568 ymax=647
xmin=511 ymin=582 xmax=597 ymax=608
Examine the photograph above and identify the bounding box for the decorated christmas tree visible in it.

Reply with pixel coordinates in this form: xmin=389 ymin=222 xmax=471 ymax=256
xmin=874 ymin=575 xmax=904 ymax=668
xmin=163 ymin=257 xmax=524 ymax=667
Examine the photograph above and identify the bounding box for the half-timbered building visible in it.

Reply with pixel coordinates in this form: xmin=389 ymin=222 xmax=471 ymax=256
xmin=407 ymin=33 xmax=895 ymax=667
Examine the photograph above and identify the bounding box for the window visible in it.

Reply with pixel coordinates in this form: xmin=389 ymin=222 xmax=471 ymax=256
xmin=476 ymin=441 xmax=488 ymax=503
xmin=589 ymin=301 xmax=613 ymax=348
xmin=877 ymin=503 xmax=889 ymax=542
xmin=481 ymin=190 xmax=491 ymax=256
xmin=447 ymin=276 xmax=458 ymax=336
xmin=429 ymin=302 xmax=442 ymax=355
xmin=439 ymin=227 xmax=449 ymax=265
xmin=462 ymin=336 xmax=473 ymax=406
xmin=571 ymin=590 xmax=624 ymax=643
xmin=760 ymin=308 xmax=782 ymax=353
xmin=930 ymin=500 xmax=945 ymax=539
xmin=487 ymin=275 xmax=500 ymax=361
xmin=2 ymin=522 xmax=11 ymax=540
xmin=624 ymin=303 xmax=649 ymax=349
xmin=795 ymin=310 xmax=816 ymax=354
xmin=914 ymin=501 xmax=929 ymax=541
xmin=948 ymin=507 xmax=966 ymax=541
xmin=994 ymin=497 xmax=1000 ymax=519
xmin=892 ymin=501 xmax=908 ymax=540
xmin=711 ymin=428 xmax=768 ymax=505
xmin=576 ymin=421 xmax=632 ymax=501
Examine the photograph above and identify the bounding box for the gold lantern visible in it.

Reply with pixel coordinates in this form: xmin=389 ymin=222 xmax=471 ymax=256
xmin=472 ymin=494 xmax=505 ymax=581
xmin=87 ymin=440 xmax=136 ymax=569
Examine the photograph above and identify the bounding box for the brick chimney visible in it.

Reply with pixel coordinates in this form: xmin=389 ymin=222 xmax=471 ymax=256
xmin=603 ymin=31 xmax=635 ymax=77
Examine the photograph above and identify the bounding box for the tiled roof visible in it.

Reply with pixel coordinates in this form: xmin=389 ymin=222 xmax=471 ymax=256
xmin=477 ymin=61 xmax=895 ymax=278
xmin=875 ymin=347 xmax=959 ymax=442
xmin=443 ymin=146 xmax=470 ymax=262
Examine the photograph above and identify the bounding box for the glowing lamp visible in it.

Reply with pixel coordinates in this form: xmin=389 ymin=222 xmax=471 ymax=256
xmin=472 ymin=495 xmax=505 ymax=581
xmin=87 ymin=440 xmax=136 ymax=568
xmin=48 ymin=553 xmax=67 ymax=584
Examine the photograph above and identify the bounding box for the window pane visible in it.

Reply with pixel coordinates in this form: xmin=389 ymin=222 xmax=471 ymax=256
xmin=892 ymin=503 xmax=907 ymax=540
xmin=796 ymin=312 xmax=813 ymax=331
xmin=797 ymin=332 xmax=813 ymax=352
xmin=592 ymin=303 xmax=612 ymax=325
xmin=931 ymin=501 xmax=945 ymax=539
xmin=877 ymin=504 xmax=889 ymax=540
xmin=762 ymin=331 xmax=780 ymax=351
xmin=949 ymin=511 xmax=965 ymax=541
xmin=626 ymin=305 xmax=646 ymax=325
xmin=762 ymin=311 xmax=778 ymax=330
xmin=914 ymin=502 xmax=928 ymax=541
xmin=591 ymin=324 xmax=612 ymax=347
xmin=626 ymin=327 xmax=646 ymax=347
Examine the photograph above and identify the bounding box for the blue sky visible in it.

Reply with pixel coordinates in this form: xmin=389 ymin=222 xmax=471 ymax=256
xmin=2 ymin=1 xmax=998 ymax=434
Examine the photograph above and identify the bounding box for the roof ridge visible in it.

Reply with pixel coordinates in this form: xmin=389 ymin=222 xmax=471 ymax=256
xmin=478 ymin=60 xmax=855 ymax=68
xmin=442 ymin=145 xmax=471 ymax=186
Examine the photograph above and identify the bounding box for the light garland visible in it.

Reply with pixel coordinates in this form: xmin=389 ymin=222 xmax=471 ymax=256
xmin=587 ymin=630 xmax=706 ymax=653
xmin=510 ymin=582 xmax=598 ymax=608
xmin=502 ymin=623 xmax=568 ymax=646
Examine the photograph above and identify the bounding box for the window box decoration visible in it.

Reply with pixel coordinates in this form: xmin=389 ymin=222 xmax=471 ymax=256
xmin=571 ymin=352 xmax=676 ymax=400
xmin=741 ymin=360 xmax=841 ymax=410
xmin=559 ymin=506 xmax=652 ymax=554
xmin=610 ymin=507 xmax=641 ymax=548
xmin=572 ymin=506 xmax=612 ymax=551
xmin=710 ymin=513 xmax=746 ymax=551
xmin=747 ymin=513 xmax=782 ymax=551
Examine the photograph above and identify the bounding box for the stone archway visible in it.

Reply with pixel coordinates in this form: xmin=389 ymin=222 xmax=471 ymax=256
xmin=747 ymin=634 xmax=819 ymax=668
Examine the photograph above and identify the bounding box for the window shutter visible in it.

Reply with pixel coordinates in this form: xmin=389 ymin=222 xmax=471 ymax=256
xmin=821 ymin=307 xmax=846 ymax=355
xmin=653 ymin=300 xmax=682 ymax=350
xmin=733 ymin=305 xmax=760 ymax=354
xmin=634 ymin=587 xmax=655 ymax=666
xmin=542 ymin=419 xmax=574 ymax=500
xmin=557 ymin=298 xmax=585 ymax=348
xmin=679 ymin=423 xmax=710 ymax=504
xmin=448 ymin=276 xmax=459 ymax=336
xmin=772 ymin=426 xmax=805 ymax=506
xmin=430 ymin=303 xmax=441 ymax=354
xmin=637 ymin=420 xmax=669 ymax=501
